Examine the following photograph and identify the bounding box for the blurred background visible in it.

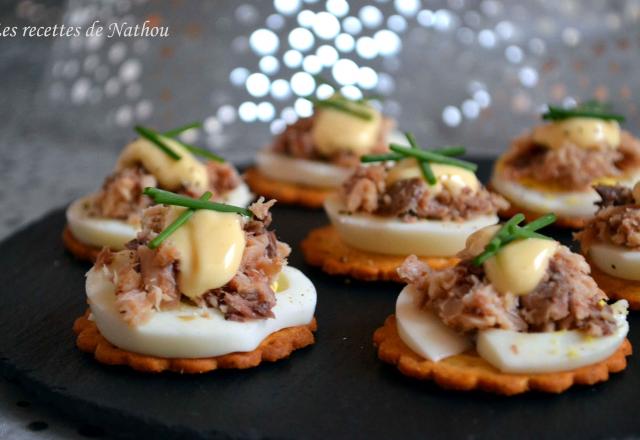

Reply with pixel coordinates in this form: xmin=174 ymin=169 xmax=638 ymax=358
xmin=2 ymin=0 xmax=640 ymax=240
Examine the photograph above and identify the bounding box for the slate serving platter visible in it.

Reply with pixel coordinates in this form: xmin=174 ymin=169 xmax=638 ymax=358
xmin=1 ymin=158 xmax=640 ymax=440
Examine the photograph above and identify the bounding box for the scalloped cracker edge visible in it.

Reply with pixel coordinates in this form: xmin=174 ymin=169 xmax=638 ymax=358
xmin=244 ymin=167 xmax=334 ymax=208
xmin=63 ymin=226 xmax=101 ymax=262
xmin=374 ymin=314 xmax=631 ymax=395
xmin=74 ymin=310 xmax=317 ymax=373
xmin=586 ymin=257 xmax=640 ymax=310
xmin=301 ymin=225 xmax=458 ymax=282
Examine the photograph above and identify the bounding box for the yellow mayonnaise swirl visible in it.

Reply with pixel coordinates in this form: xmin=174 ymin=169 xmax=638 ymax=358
xmin=385 ymin=158 xmax=480 ymax=195
xmin=532 ymin=117 xmax=620 ymax=150
xmin=483 ymin=238 xmax=559 ymax=296
xmin=311 ymin=102 xmax=382 ymax=157
xmin=165 ymin=207 xmax=246 ymax=299
xmin=117 ymin=137 xmax=209 ymax=192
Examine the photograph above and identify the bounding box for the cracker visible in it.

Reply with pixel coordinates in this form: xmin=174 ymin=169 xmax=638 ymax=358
xmin=374 ymin=315 xmax=631 ymax=395
xmin=74 ymin=310 xmax=317 ymax=373
xmin=586 ymin=257 xmax=640 ymax=310
xmin=244 ymin=167 xmax=334 ymax=208
xmin=62 ymin=226 xmax=101 ymax=262
xmin=488 ymin=184 xmax=586 ymax=229
xmin=301 ymin=225 xmax=458 ymax=282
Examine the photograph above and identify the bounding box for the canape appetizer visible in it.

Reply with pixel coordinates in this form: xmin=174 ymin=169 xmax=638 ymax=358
xmin=576 ymin=183 xmax=640 ymax=309
xmin=491 ymin=101 xmax=640 ymax=228
xmin=246 ymin=88 xmax=398 ymax=208
xmin=64 ymin=123 xmax=252 ymax=261
xmin=73 ymin=190 xmax=317 ymax=373
xmin=301 ymin=133 xmax=508 ymax=281
xmin=374 ymin=214 xmax=631 ymax=395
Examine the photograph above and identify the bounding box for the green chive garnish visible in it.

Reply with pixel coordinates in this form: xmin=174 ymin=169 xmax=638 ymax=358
xmin=360 ymin=152 xmax=405 ymax=163
xmin=541 ymin=101 xmax=625 ymax=122
xmin=148 ymin=191 xmax=212 ymax=249
xmin=135 ymin=126 xmax=181 ymax=160
xmin=359 ymin=132 xmax=475 ymax=187
xmin=309 ymin=97 xmax=373 ymax=120
xmin=160 ymin=122 xmax=225 ymax=162
xmin=175 ymin=142 xmax=224 ymax=163
xmin=473 ymin=213 xmax=557 ymax=266
xmin=313 ymin=74 xmax=383 ymax=102
xmin=404 ymin=132 xmax=435 ymax=185
xmin=144 ymin=187 xmax=253 ymax=217
xmin=162 ymin=122 xmax=203 ymax=138
xmin=360 ymin=146 xmax=465 ymax=163
xmin=389 ymin=144 xmax=478 ymax=172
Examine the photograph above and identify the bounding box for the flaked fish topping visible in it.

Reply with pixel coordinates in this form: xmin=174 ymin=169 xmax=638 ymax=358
xmin=398 ymin=245 xmax=617 ymax=337
xmin=90 ymin=161 xmax=242 ymax=222
xmin=340 ymin=164 xmax=508 ymax=221
xmin=499 ymin=130 xmax=640 ymax=191
xmin=94 ymin=198 xmax=289 ymax=325
xmin=576 ymin=184 xmax=640 ymax=250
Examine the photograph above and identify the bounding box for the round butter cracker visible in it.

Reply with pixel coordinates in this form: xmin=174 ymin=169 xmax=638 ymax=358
xmin=587 ymin=257 xmax=640 ymax=310
xmin=74 ymin=310 xmax=317 ymax=373
xmin=62 ymin=226 xmax=101 ymax=262
xmin=374 ymin=315 xmax=631 ymax=395
xmin=244 ymin=167 xmax=334 ymax=209
xmin=301 ymin=225 xmax=458 ymax=282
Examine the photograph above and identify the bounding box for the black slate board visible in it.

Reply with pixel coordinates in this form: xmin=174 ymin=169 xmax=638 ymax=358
xmin=1 ymin=158 xmax=640 ymax=440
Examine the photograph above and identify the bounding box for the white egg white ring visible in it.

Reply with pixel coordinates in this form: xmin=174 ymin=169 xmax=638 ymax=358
xmin=396 ymin=285 xmax=471 ymax=362
xmin=86 ymin=265 xmax=317 ymax=358
xmin=66 ymin=196 xmax=138 ymax=250
xmin=66 ymin=183 xmax=254 ymax=250
xmin=324 ymin=194 xmax=499 ymax=257
xmin=220 ymin=181 xmax=254 ymax=207
xmin=256 ymin=130 xmax=408 ymax=189
xmin=256 ymin=150 xmax=351 ymax=189
xmin=491 ymin=169 xmax=640 ymax=219
xmin=396 ymin=285 xmax=629 ymax=374
xmin=477 ymin=300 xmax=628 ymax=374
xmin=589 ymin=242 xmax=640 ymax=281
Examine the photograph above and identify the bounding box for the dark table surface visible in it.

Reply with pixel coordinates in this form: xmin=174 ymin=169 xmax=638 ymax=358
xmin=2 ymin=159 xmax=640 ymax=440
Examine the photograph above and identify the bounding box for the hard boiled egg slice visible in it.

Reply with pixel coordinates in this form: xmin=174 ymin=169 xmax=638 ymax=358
xmin=491 ymin=167 xmax=640 ymax=219
xmin=256 ymin=130 xmax=407 ymax=188
xmin=477 ymin=300 xmax=628 ymax=374
xmin=219 ymin=181 xmax=254 ymax=208
xmin=396 ymin=285 xmax=472 ymax=362
xmin=589 ymin=242 xmax=640 ymax=281
xmin=66 ymin=196 xmax=138 ymax=250
xmin=256 ymin=150 xmax=351 ymax=189
xmin=87 ymin=265 xmax=317 ymax=358
xmin=324 ymin=194 xmax=499 ymax=257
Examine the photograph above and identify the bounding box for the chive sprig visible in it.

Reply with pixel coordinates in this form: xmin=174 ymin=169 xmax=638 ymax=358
xmin=388 ymin=144 xmax=478 ymax=172
xmin=406 ymin=132 xmax=436 ymax=184
xmin=136 ymin=123 xmax=225 ymax=163
xmin=307 ymin=74 xmax=378 ymax=121
xmin=135 ymin=126 xmax=182 ymax=160
xmin=144 ymin=187 xmax=253 ymax=217
xmin=472 ymin=213 xmax=557 ymax=266
xmin=148 ymin=191 xmax=212 ymax=249
xmin=309 ymin=96 xmax=373 ymax=120
xmin=360 ymin=146 xmax=465 ymax=163
xmin=162 ymin=122 xmax=203 ymax=137
xmin=360 ymin=132 xmax=475 ymax=186
xmin=542 ymin=100 xmax=625 ymax=122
